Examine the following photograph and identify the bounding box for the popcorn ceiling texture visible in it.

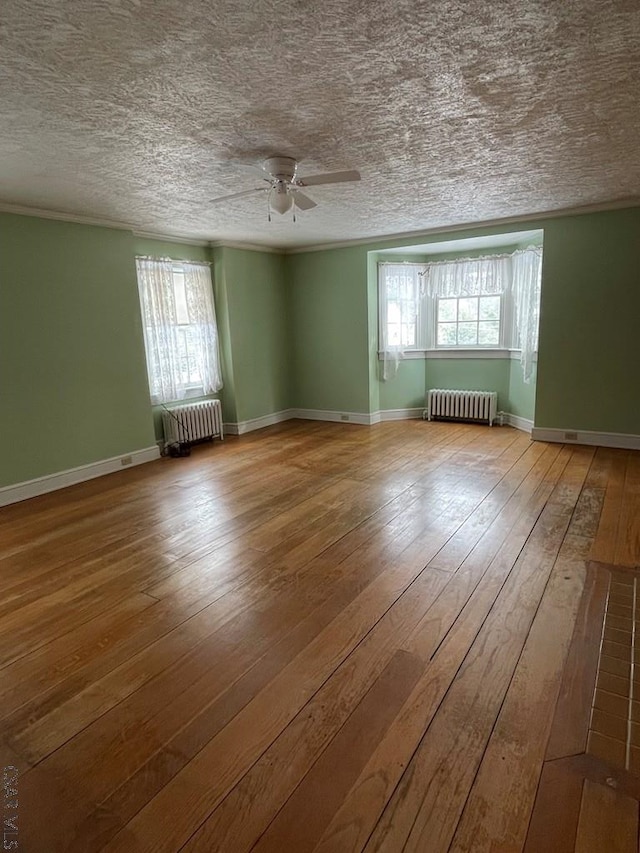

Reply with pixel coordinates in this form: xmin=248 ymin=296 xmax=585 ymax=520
xmin=0 ymin=0 xmax=638 ymax=247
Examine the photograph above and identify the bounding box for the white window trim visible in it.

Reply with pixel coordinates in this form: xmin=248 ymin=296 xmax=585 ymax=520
xmin=377 ymin=348 xmax=524 ymax=361
xmin=434 ymin=293 xmax=505 ymax=350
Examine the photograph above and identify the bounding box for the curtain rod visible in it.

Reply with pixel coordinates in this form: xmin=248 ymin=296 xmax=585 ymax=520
xmin=378 ymin=245 xmax=542 ymax=272
xmin=135 ymin=255 xmax=211 ymax=266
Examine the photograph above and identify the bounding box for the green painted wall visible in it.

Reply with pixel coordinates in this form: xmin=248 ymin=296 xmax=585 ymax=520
xmin=288 ymin=246 xmax=370 ymax=414
xmin=535 ymin=209 xmax=640 ymax=433
xmin=0 ymin=213 xmax=155 ymax=487
xmin=378 ymin=360 xmax=426 ymax=410
xmin=426 ymin=359 xmax=511 ymax=413
xmin=377 ymin=357 xmax=526 ymax=419
xmin=3 ymin=204 xmax=638 ymax=491
xmin=288 ymin=206 xmax=640 ymax=434
xmin=220 ymin=247 xmax=290 ymax=422
xmin=508 ymin=360 xmax=537 ymax=421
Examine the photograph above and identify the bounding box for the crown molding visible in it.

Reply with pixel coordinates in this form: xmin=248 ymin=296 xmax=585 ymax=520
xmin=0 ymin=200 xmax=211 ymax=246
xmin=283 ymin=197 xmax=640 ymax=254
xmin=208 ymin=240 xmax=283 ymax=255
xmin=1 ymin=196 xmax=638 ymax=255
xmin=0 ymin=200 xmax=140 ymax=232
xmin=132 ymin=230 xmax=209 ymax=247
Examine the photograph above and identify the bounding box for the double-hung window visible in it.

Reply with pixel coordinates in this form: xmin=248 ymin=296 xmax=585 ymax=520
xmin=384 ymin=266 xmax=421 ymax=348
xmin=378 ymin=247 xmax=542 ymax=382
xmin=135 ymin=257 xmax=223 ymax=404
xmin=171 ymin=266 xmax=204 ymax=389
xmin=436 ymin=294 xmax=502 ymax=347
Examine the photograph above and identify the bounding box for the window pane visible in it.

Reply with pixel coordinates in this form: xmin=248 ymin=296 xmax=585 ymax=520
xmin=437 ymin=323 xmax=457 ymax=346
xmin=458 ymin=323 xmax=478 ymax=345
xmin=438 ymin=298 xmax=457 ymax=322
xmin=401 ymin=325 xmax=416 ymax=347
xmin=388 ymin=323 xmax=401 ymax=346
xmin=458 ymin=297 xmax=478 ymax=322
xmin=478 ymin=321 xmax=500 ymax=346
xmin=479 ymin=296 xmax=501 ymax=321
xmin=173 ymin=271 xmax=190 ymax=325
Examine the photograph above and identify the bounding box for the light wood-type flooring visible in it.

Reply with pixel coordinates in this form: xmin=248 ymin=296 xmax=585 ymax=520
xmin=2 ymin=419 xmax=640 ymax=852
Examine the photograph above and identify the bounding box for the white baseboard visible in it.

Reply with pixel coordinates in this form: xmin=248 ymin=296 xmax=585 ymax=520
xmin=531 ymin=427 xmax=640 ymax=450
xmin=373 ymin=408 xmax=424 ymax=423
xmin=0 ymin=446 xmax=161 ymax=508
xmin=227 ymin=408 xmax=425 ymax=431
xmin=291 ymin=408 xmax=374 ymax=425
xmin=222 ymin=406 xmax=536 ymax=437
xmin=224 ymin=409 xmax=295 ymax=435
xmin=502 ymin=413 xmax=534 ymax=433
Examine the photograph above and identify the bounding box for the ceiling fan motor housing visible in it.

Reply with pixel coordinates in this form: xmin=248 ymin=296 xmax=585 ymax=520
xmin=264 ymin=156 xmax=297 ymax=182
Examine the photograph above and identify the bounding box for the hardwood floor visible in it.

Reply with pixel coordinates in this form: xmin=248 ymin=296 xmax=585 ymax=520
xmin=1 ymin=419 xmax=639 ymax=852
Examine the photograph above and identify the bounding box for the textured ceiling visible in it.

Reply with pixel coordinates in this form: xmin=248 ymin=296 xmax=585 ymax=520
xmin=0 ymin=0 xmax=639 ymax=248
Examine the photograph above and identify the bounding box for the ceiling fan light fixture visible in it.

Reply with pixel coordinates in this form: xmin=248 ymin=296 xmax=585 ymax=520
xmin=269 ymin=184 xmax=293 ymax=215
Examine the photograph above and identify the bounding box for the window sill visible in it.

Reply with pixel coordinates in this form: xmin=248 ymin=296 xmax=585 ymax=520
xmin=378 ymin=349 xmax=524 ymax=361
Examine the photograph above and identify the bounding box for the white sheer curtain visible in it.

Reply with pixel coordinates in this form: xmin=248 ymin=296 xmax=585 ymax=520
xmin=378 ymin=263 xmax=423 ymax=380
xmin=136 ymin=258 xmax=223 ymax=404
xmin=512 ymin=247 xmax=542 ymax=383
xmin=182 ymin=262 xmax=223 ymax=395
xmin=424 ymin=255 xmax=511 ymax=297
xmin=378 ymin=250 xmax=542 ymax=382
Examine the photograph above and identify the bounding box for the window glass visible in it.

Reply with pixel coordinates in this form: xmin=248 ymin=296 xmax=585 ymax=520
xmin=435 ymin=295 xmax=502 ymax=348
xmin=173 ymin=270 xmax=190 ymax=324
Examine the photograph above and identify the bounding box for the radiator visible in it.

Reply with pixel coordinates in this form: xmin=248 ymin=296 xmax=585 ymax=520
xmin=425 ymin=389 xmax=498 ymax=426
xmin=162 ymin=399 xmax=223 ymax=445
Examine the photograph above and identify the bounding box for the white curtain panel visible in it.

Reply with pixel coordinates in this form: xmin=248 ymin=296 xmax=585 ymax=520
xmin=512 ymin=247 xmax=543 ymax=383
xmin=378 ymin=263 xmax=423 ymax=380
xmin=136 ymin=257 xmax=182 ymax=404
xmin=136 ymin=258 xmax=222 ymax=404
xmin=182 ymin=262 xmax=223 ymax=396
xmin=424 ymin=255 xmax=511 ymax=298
xmin=380 ymin=249 xmax=542 ymax=382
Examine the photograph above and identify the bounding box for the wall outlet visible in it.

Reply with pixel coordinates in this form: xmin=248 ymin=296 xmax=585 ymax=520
xmin=120 ymin=455 xmax=133 ymax=466
xmin=564 ymin=431 xmax=578 ymax=441
xmin=341 ymin=414 xmax=349 ymax=421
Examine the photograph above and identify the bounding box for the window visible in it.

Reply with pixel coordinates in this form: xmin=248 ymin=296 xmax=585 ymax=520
xmin=135 ymin=257 xmax=223 ymax=404
xmin=378 ymin=246 xmax=542 ymax=382
xmin=172 ymin=267 xmax=205 ymax=388
xmin=384 ymin=267 xmax=420 ymax=348
xmin=436 ymin=295 xmax=501 ymax=347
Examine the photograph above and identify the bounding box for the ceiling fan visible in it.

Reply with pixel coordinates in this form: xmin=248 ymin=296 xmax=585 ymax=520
xmin=210 ymin=156 xmax=361 ymax=219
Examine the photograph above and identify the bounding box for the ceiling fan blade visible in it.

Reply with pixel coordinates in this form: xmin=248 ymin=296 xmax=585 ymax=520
xmin=296 ymin=169 xmax=361 ymax=187
xmin=209 ymin=187 xmax=268 ymax=204
xmin=291 ymin=190 xmax=317 ymax=210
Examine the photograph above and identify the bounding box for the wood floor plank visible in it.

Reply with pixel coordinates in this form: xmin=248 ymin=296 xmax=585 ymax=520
xmin=614 ymin=453 xmax=640 ymax=568
xmin=2 ymin=422 xmax=639 ymax=853
xmin=312 ymin=451 xmax=584 ymax=853
xmin=545 ymin=563 xmax=610 ymax=761
xmin=590 ymin=450 xmax=628 ymax=564
xmin=98 ymin=570 xmax=446 ymax=853
xmin=251 ymin=649 xmax=424 ymax=853
xmin=574 ymin=778 xmax=638 ymax=853
xmin=17 ymin=532 xmax=452 ymax=849
xmin=89 ymin=545 xmax=463 ymax=851
xmin=448 ymin=512 xmax=597 ymax=853
xmin=180 ymin=449 xmax=562 ymax=853
xmin=524 ymin=759 xmax=585 ymax=853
